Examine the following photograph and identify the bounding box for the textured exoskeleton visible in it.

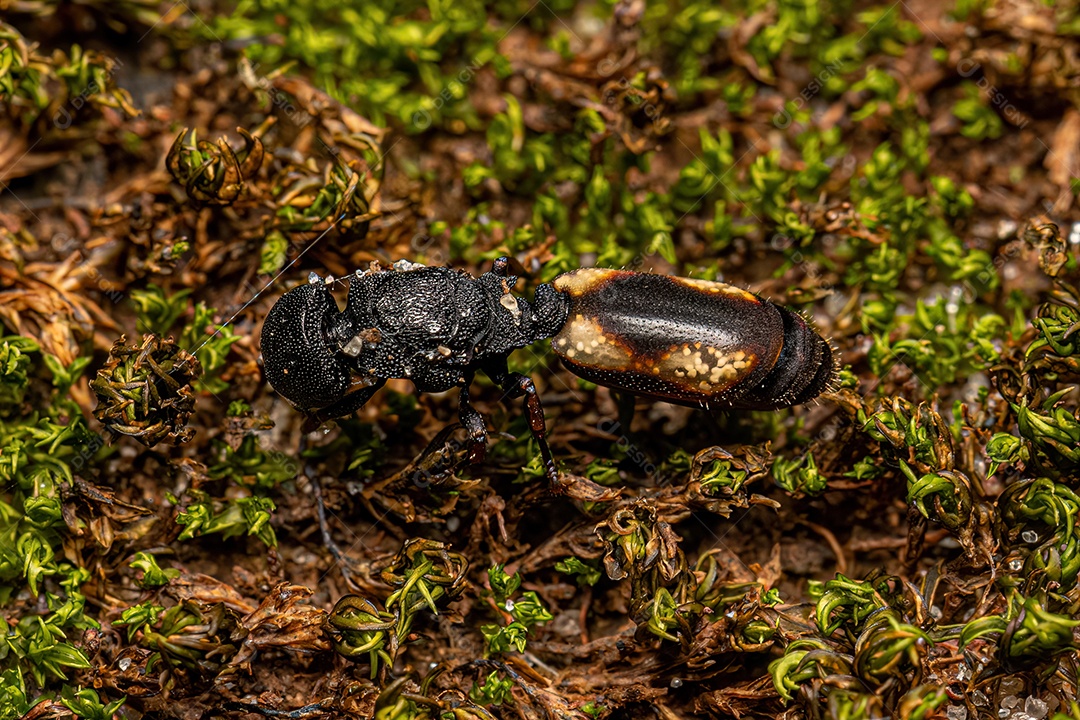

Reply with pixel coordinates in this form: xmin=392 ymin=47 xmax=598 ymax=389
xmin=260 ymin=258 xmax=835 ymax=491
xmin=260 ymin=258 xmax=570 ymax=481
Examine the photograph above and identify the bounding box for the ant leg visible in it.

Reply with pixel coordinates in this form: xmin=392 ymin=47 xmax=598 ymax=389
xmin=407 ymin=424 xmax=466 ymax=487
xmin=301 ymin=379 xmax=386 ymax=433
xmin=613 ymin=390 xmax=637 ymax=440
xmin=457 ymin=379 xmax=488 ymax=465
xmin=483 ymin=360 xmax=560 ymax=491
xmin=301 ymin=436 xmax=361 ymax=591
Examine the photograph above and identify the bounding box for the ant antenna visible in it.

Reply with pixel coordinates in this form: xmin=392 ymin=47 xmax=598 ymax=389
xmin=186 ymin=214 xmax=347 ymax=359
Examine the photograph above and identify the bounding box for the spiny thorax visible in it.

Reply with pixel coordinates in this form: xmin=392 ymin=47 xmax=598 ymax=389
xmin=475 ymin=277 xmax=571 ymax=358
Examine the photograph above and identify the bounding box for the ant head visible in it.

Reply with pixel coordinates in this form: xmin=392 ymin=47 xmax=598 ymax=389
xmin=260 ymin=279 xmax=352 ymax=410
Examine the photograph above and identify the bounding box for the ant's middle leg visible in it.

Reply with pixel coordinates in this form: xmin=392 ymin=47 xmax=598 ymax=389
xmin=456 ymin=378 xmax=489 ymax=465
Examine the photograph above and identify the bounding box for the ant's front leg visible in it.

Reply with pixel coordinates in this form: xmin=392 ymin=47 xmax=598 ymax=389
xmin=300 ymin=435 xmax=363 ymax=591
xmin=300 ymin=379 xmax=386 ymax=433
xmin=456 ymin=377 xmax=489 ymax=465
